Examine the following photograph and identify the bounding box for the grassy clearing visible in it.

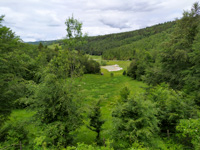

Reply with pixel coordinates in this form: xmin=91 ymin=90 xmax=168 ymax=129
xmin=74 ymin=59 xmax=147 ymax=144
xmin=88 ymin=55 xmax=102 ymax=60
xmin=74 ymin=74 xmax=147 ymax=144
xmin=8 ymin=56 xmax=147 ymax=145
xmin=48 ymin=43 xmax=62 ymax=50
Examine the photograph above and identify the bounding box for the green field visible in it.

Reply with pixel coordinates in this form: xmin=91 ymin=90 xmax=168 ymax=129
xmin=8 ymin=58 xmax=147 ymax=146
xmin=48 ymin=43 xmax=62 ymax=49
xmin=74 ymin=61 xmax=147 ymax=144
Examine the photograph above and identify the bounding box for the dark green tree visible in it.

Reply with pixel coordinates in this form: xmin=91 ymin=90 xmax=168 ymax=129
xmin=185 ymin=23 xmax=200 ymax=106
xmin=54 ymin=45 xmax=59 ymax=51
xmin=147 ymin=84 xmax=199 ymax=134
xmin=38 ymin=42 xmax=44 ymax=50
xmin=122 ymin=70 xmax=126 ymax=76
xmin=84 ymin=59 xmax=100 ymax=74
xmin=87 ymin=100 xmax=105 ymax=145
xmin=120 ymin=86 xmax=130 ymax=102
xmin=112 ymin=93 xmax=159 ymax=149
xmin=110 ymin=72 xmax=114 ymax=77
xmin=157 ymin=2 xmax=200 ymax=89
xmin=176 ymin=118 xmax=200 ymax=149
xmin=127 ymin=60 xmax=137 ymax=79
xmin=0 ymin=15 xmax=27 ymax=127
xmin=30 ymin=50 xmax=83 ymax=147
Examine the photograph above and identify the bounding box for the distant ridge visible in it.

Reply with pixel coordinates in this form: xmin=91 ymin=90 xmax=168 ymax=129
xmin=26 ymin=21 xmax=175 ymax=47
xmin=27 ymin=39 xmax=59 ymax=45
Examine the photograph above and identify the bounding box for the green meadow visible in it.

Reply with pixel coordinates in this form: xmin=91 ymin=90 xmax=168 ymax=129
xmin=8 ymin=57 xmax=147 ymax=145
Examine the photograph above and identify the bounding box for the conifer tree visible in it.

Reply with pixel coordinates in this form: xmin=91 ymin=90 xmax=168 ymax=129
xmin=87 ymin=100 xmax=105 ymax=145
xmin=38 ymin=42 xmax=44 ymax=50
xmin=158 ymin=2 xmax=200 ymax=89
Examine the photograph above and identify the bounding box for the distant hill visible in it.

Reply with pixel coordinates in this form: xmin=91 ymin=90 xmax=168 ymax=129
xmin=27 ymin=40 xmax=59 ymax=45
xmin=28 ymin=21 xmax=176 ymax=60
xmin=81 ymin=21 xmax=176 ymax=59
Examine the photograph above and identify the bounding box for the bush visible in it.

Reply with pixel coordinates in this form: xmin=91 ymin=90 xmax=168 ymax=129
xmin=110 ymin=72 xmax=114 ymax=77
xmin=176 ymin=119 xmax=200 ymax=149
xmin=120 ymin=86 xmax=130 ymax=101
xmin=122 ymin=70 xmax=126 ymax=76
xmin=84 ymin=59 xmax=100 ymax=74
xmin=0 ymin=120 xmax=29 ymax=150
xmin=127 ymin=60 xmax=137 ymax=79
xmin=66 ymin=141 xmax=114 ymax=150
xmin=147 ymin=83 xmax=199 ymax=134
xmin=112 ymin=93 xmax=159 ymax=149
xmin=101 ymin=60 xmax=107 ymax=66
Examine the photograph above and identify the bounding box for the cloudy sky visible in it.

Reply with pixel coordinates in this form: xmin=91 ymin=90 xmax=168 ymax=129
xmin=0 ymin=0 xmax=197 ymax=42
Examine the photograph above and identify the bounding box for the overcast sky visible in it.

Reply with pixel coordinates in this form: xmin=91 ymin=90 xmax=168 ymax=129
xmin=0 ymin=0 xmax=197 ymax=42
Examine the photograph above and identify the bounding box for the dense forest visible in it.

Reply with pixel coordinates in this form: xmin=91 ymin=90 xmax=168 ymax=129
xmin=82 ymin=21 xmax=175 ymax=58
xmin=0 ymin=2 xmax=200 ymax=150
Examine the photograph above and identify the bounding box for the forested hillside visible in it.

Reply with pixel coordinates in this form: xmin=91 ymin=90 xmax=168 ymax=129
xmin=81 ymin=21 xmax=175 ymax=58
xmin=28 ymin=21 xmax=175 ymax=59
xmin=27 ymin=40 xmax=58 ymax=45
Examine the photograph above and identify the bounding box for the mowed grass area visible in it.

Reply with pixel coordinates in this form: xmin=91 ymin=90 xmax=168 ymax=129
xmin=8 ymin=56 xmax=147 ymax=145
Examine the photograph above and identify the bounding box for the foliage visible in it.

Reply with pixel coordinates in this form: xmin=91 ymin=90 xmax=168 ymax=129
xmin=110 ymin=72 xmax=114 ymax=77
xmin=0 ymin=15 xmax=31 ymax=127
xmin=87 ymin=100 xmax=105 ymax=145
xmin=38 ymin=42 xmax=44 ymax=50
xmin=66 ymin=141 xmax=114 ymax=150
xmin=29 ymin=51 xmax=83 ymax=147
xmin=122 ymin=70 xmax=126 ymax=76
xmin=143 ymin=2 xmax=200 ymax=90
xmin=79 ymin=21 xmax=175 ymax=57
xmin=120 ymin=86 xmax=130 ymax=102
xmin=101 ymin=60 xmax=107 ymax=66
xmin=64 ymin=15 xmax=87 ymax=51
xmin=83 ymin=58 xmax=100 ymax=74
xmin=112 ymin=93 xmax=159 ymax=149
xmin=184 ymin=23 xmax=200 ymax=106
xmin=0 ymin=120 xmax=29 ymax=150
xmin=176 ymin=119 xmax=200 ymax=149
xmin=127 ymin=60 xmax=138 ymax=79
xmin=65 ymin=15 xmax=82 ymax=39
xmin=146 ymin=84 xmax=199 ymax=134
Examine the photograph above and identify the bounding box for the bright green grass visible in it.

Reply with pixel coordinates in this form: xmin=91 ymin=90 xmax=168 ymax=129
xmin=6 ymin=109 xmax=41 ymax=145
xmin=73 ymin=63 xmax=147 ymax=144
xmin=87 ymin=55 xmax=102 ymax=64
xmin=9 ymin=109 xmax=34 ymax=122
xmin=8 ymin=109 xmax=39 ymax=133
xmin=48 ymin=43 xmax=62 ymax=50
xmin=88 ymin=55 xmax=102 ymax=61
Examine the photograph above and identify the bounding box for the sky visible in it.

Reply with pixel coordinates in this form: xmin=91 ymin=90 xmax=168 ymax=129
xmin=0 ymin=0 xmax=198 ymax=42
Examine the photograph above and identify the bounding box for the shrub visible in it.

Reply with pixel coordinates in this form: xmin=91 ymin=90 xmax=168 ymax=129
xmin=101 ymin=60 xmax=107 ymax=66
xmin=110 ymin=72 xmax=114 ymax=77
xmin=176 ymin=119 xmax=200 ymax=149
xmin=122 ymin=70 xmax=126 ymax=76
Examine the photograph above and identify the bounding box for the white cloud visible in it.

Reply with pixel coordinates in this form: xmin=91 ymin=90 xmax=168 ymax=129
xmin=0 ymin=0 xmax=198 ymax=42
